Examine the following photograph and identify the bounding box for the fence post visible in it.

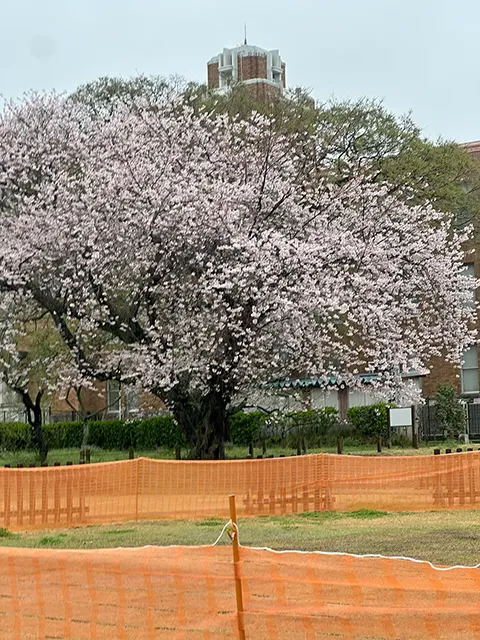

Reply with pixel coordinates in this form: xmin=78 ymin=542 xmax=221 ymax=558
xmin=135 ymin=458 xmax=140 ymax=522
xmin=4 ymin=470 xmax=10 ymax=529
xmin=337 ymin=438 xmax=343 ymax=455
xmin=229 ymin=495 xmax=246 ymax=640
xmin=412 ymin=406 xmax=419 ymax=449
xmin=16 ymin=470 xmax=23 ymax=528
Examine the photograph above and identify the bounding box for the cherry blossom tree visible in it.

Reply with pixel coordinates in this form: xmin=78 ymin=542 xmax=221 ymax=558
xmin=0 ymin=92 xmax=475 ymax=458
xmin=0 ymin=291 xmax=82 ymax=462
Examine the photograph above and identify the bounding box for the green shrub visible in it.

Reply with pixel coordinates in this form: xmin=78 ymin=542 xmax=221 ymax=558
xmin=0 ymin=422 xmax=32 ymax=451
xmin=0 ymin=415 xmax=183 ymax=452
xmin=347 ymin=402 xmax=390 ymax=440
xmin=87 ymin=416 xmax=183 ymax=449
xmin=434 ymin=385 xmax=466 ymax=438
xmin=229 ymin=411 xmax=267 ymax=446
xmin=282 ymin=408 xmax=338 ymax=448
xmin=87 ymin=419 xmax=133 ymax=449
xmin=325 ymin=420 xmax=360 ymax=446
xmin=228 ymin=407 xmax=339 ymax=449
xmin=43 ymin=421 xmax=83 ymax=449
xmin=134 ymin=415 xmax=185 ymax=449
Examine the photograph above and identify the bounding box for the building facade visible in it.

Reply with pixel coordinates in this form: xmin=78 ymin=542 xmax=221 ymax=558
xmin=421 ymin=140 xmax=480 ymax=402
xmin=207 ymin=43 xmax=286 ymax=100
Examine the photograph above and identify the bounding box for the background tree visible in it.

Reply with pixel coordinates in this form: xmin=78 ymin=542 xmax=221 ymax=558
xmin=317 ymin=99 xmax=480 ymax=220
xmin=434 ymin=384 xmax=467 ymax=439
xmin=73 ymin=75 xmax=480 ymax=222
xmin=0 ymin=92 xmax=475 ymax=458
xmin=0 ymin=293 xmax=77 ymax=462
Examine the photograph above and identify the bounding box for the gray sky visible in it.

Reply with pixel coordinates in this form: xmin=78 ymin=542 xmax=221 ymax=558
xmin=1 ymin=0 xmax=477 ymax=142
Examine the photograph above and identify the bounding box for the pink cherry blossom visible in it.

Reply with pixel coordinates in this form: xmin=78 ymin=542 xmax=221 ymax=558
xmin=0 ymin=91 xmax=475 ymax=457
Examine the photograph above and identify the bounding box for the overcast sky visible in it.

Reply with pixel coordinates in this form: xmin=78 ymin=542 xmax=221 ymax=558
xmin=1 ymin=0 xmax=477 ymax=142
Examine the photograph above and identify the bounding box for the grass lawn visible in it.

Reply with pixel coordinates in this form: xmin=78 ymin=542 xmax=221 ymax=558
xmin=0 ymin=440 xmax=477 ymax=467
xmin=0 ymin=509 xmax=479 ymax=567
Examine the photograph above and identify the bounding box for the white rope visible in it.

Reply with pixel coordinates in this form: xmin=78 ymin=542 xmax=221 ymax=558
xmin=244 ymin=544 xmax=480 ymax=572
xmin=211 ymin=520 xmax=232 ymax=546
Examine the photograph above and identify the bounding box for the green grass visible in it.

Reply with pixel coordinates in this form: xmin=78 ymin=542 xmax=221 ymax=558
xmin=37 ymin=533 xmax=68 ymax=546
xmin=102 ymin=529 xmax=136 ymax=535
xmin=0 ymin=440 xmax=474 ymax=467
xmin=1 ymin=510 xmax=479 ymax=567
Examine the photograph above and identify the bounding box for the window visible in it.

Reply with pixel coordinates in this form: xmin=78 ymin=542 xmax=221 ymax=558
xmin=107 ymin=381 xmax=121 ymax=414
xmin=125 ymin=389 xmax=140 ymax=415
xmin=461 ymin=345 xmax=479 ymax=393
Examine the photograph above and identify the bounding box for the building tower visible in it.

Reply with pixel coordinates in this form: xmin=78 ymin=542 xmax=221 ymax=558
xmin=207 ymin=41 xmax=286 ymax=101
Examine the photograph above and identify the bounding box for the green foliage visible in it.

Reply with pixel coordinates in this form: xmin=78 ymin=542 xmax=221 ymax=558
xmin=87 ymin=419 xmax=135 ymax=449
xmin=316 ymin=98 xmax=480 ymax=220
xmin=0 ymin=415 xmax=183 ymax=452
xmin=284 ymin=408 xmax=339 ymax=448
xmin=38 ymin=534 xmax=68 ymax=546
xmin=347 ymin=402 xmax=390 ymax=439
xmin=434 ymin=385 xmax=466 ymax=437
xmin=0 ymin=422 xmax=32 ymax=450
xmin=71 ymin=74 xmax=174 ymax=114
xmin=43 ymin=421 xmax=83 ymax=449
xmin=199 ymin=83 xmax=318 ymax=136
xmin=134 ymin=415 xmax=185 ymax=449
xmin=229 ymin=411 xmax=267 ymax=446
xmin=229 ymin=407 xmax=340 ymax=449
xmin=204 ymin=90 xmax=480 ymax=222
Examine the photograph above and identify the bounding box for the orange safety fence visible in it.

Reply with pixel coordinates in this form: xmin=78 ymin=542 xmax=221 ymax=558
xmin=1 ymin=452 xmax=480 ymax=531
xmin=0 ymin=543 xmax=479 ymax=639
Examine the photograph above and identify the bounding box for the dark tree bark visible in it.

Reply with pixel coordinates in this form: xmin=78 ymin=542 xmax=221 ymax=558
xmin=167 ymin=386 xmax=229 ymax=460
xmin=19 ymin=390 xmax=48 ymax=463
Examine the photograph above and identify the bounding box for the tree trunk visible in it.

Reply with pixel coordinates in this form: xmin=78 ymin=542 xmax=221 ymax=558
xmin=81 ymin=419 xmax=90 ymax=449
xmin=168 ymin=387 xmax=229 ymax=460
xmin=20 ymin=390 xmax=48 ymax=464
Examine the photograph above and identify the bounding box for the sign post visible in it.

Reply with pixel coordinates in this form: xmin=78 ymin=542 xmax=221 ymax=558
xmin=388 ymin=407 xmax=414 ymax=447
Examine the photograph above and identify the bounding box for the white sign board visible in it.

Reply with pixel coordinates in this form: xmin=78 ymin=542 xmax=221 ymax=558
xmin=389 ymin=407 xmax=413 ymax=428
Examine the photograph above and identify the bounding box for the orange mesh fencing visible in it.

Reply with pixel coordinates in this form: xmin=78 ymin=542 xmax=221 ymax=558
xmin=0 ymin=545 xmax=237 ymax=639
xmin=1 ymin=452 xmax=480 ymax=531
xmin=240 ymin=547 xmax=480 ymax=639
xmin=0 ymin=543 xmax=479 ymax=639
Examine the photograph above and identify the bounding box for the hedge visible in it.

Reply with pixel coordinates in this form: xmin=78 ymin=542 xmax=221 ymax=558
xmin=229 ymin=407 xmax=340 ymax=447
xmin=0 ymin=415 xmax=182 ymax=452
xmin=347 ymin=402 xmax=390 ymax=439
xmin=0 ymin=403 xmax=393 ymax=452
xmin=229 ymin=411 xmax=267 ymax=447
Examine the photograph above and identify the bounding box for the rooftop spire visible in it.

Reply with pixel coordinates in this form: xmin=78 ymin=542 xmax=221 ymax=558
xmin=244 ymin=22 xmax=247 ymax=45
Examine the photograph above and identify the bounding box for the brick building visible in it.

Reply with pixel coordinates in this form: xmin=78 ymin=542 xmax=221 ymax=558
xmin=421 ymin=140 xmax=480 ymax=401
xmin=207 ymin=42 xmax=286 ymax=100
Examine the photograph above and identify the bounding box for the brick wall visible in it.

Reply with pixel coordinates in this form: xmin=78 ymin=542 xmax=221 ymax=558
xmin=422 ymin=356 xmax=461 ymax=397
xmin=50 ymin=383 xmax=107 ymax=417
xmin=139 ymin=392 xmax=167 ymax=414
xmin=50 ymin=384 xmax=166 ymax=420
xmin=207 ymin=62 xmax=219 ymax=89
xmin=238 ymin=54 xmax=268 ymax=82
